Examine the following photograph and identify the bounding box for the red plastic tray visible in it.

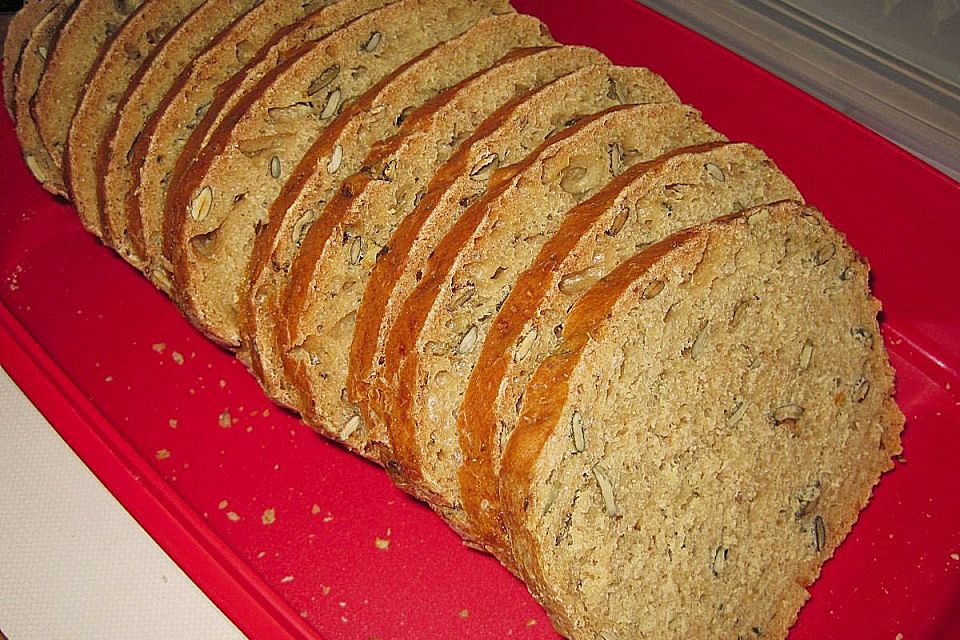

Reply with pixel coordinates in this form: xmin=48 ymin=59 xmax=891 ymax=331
xmin=2 ymin=1 xmax=959 ymax=638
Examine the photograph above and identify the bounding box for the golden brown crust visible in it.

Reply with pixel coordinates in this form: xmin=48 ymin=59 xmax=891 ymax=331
xmin=3 ymin=0 xmax=66 ymax=118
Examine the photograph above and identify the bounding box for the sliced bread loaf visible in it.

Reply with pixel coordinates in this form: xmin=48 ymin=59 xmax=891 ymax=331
xmin=239 ymin=14 xmax=555 ymax=408
xmin=131 ymin=0 xmax=378 ymax=293
xmin=10 ymin=0 xmax=76 ymax=197
xmin=459 ymin=142 xmax=802 ymax=558
xmin=500 ymin=201 xmax=904 ymax=640
xmin=95 ymin=0 xmax=263 ymax=265
xmin=32 ymin=0 xmax=147 ymax=175
xmin=278 ymin=44 xmax=604 ymax=459
xmin=372 ymin=103 xmax=724 ymax=534
xmin=3 ymin=0 xmax=66 ymax=118
xmin=165 ymin=0 xmax=513 ymax=346
xmin=349 ymin=64 xmax=677 ymax=460
xmin=65 ymin=0 xmax=206 ymax=237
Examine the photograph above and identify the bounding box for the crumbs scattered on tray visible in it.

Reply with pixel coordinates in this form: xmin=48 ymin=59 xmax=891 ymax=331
xmin=152 ymin=342 xmax=166 ymax=354
xmin=375 ymin=534 xmax=391 ymax=550
xmin=280 ymin=575 xmax=294 ymax=584
xmin=951 ymin=553 xmax=959 ymax=561
xmin=7 ymin=264 xmax=23 ymax=291
xmin=155 ymin=448 xmax=171 ymax=460
xmin=218 ymin=409 xmax=235 ymax=429
xmin=171 ymin=350 xmax=184 ymax=365
xmin=458 ymin=609 xmax=469 ymax=619
xmin=168 ymin=418 xmax=178 ymax=429
xmin=227 ymin=511 xmax=241 ymax=522
xmin=261 ymin=508 xmax=277 ymax=525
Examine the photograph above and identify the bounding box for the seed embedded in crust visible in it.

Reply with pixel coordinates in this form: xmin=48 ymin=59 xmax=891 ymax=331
xmin=642 ymin=279 xmax=665 ymax=300
xmin=609 ymin=142 xmax=623 ymax=175
xmin=24 ymin=155 xmax=46 ymax=182
xmin=852 ymin=377 xmax=870 ymax=403
xmin=725 ymin=401 xmax=747 ymax=427
xmin=469 ymin=153 xmax=499 ymax=181
xmin=592 ymin=465 xmax=617 ymax=516
xmin=269 ymin=155 xmax=281 ymax=179
xmin=814 ymin=243 xmax=836 ymax=265
xmin=348 ymin=236 xmax=364 ymax=265
xmin=570 ymin=410 xmax=585 ymax=452
xmin=320 ymin=88 xmax=342 ymax=120
xmin=606 ymin=76 xmax=627 ymax=104
xmin=795 ymin=482 xmax=821 ymax=519
xmin=704 ymin=162 xmax=725 ymax=181
xmin=607 ymin=207 xmax=629 ymax=237
xmin=813 ymin=515 xmax=827 ymax=552
xmin=711 ymin=545 xmax=729 ymax=576
xmin=457 ymin=325 xmax=478 ymax=354
xmin=799 ymin=339 xmax=814 ymax=371
xmin=851 ymin=327 xmax=874 ymax=348
xmin=327 ymin=144 xmax=343 ymax=174
xmin=341 ymin=414 xmax=361 ymax=440
xmin=515 ymin=326 xmax=538 ymax=362
xmin=689 ymin=322 xmax=710 ymax=360
xmin=541 ymin=483 xmax=561 ymax=516
xmin=361 ymin=31 xmax=382 ymax=53
xmin=772 ymin=404 xmax=804 ymax=425
xmin=190 ymin=186 xmax=213 ymax=221
xmin=559 ymin=165 xmax=588 ymax=195
xmin=557 ymin=267 xmax=598 ymax=296
xmin=730 ymin=298 xmax=750 ymax=328
xmin=307 ymin=65 xmax=340 ymax=96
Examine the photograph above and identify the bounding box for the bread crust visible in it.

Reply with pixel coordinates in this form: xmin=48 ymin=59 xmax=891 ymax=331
xmin=3 ymin=0 xmax=66 ymax=118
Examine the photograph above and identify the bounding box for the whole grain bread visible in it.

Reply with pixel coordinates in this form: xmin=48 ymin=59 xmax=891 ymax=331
xmin=165 ymin=0 xmax=513 ymax=347
xmin=500 ymin=201 xmax=904 ymax=640
xmin=278 ymin=45 xmax=605 ymax=464
xmin=10 ymin=0 xmax=76 ymax=197
xmin=459 ymin=142 xmax=802 ymax=558
xmin=239 ymin=14 xmax=555 ymax=409
xmin=130 ymin=0 xmax=365 ymax=293
xmin=96 ymin=0 xmax=263 ymax=266
xmin=32 ymin=0 xmax=146 ymax=177
xmin=349 ymin=64 xmax=678 ymax=467
xmin=371 ymin=103 xmax=724 ymax=538
xmin=3 ymin=0 xmax=66 ymax=118
xmin=65 ymin=0 xmax=207 ymax=237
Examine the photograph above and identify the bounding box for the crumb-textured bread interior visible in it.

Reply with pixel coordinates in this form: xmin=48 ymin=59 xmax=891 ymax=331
xmin=459 ymin=142 xmax=802 ymax=557
xmin=239 ymin=13 xmax=554 ymax=408
xmin=501 ymin=202 xmax=904 ymax=640
xmin=135 ymin=0 xmax=369 ymax=292
xmin=376 ymin=103 xmax=724 ymax=528
xmin=350 ymin=63 xmax=678 ymax=449
xmin=32 ymin=0 xmax=147 ymax=176
xmin=279 ymin=45 xmax=604 ymax=461
xmin=4 ymin=0 xmax=67 ymax=119
xmin=67 ymin=0 xmax=206 ymax=237
xmin=11 ymin=0 xmax=76 ymax=197
xmin=166 ymin=0 xmax=512 ymax=347
xmin=96 ymin=0 xmax=262 ymax=265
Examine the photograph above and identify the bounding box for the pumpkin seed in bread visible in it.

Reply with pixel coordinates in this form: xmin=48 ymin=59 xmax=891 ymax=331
xmin=10 ymin=0 xmax=77 ymax=197
xmin=460 ymin=142 xmax=802 ymax=558
xmin=348 ymin=64 xmax=677 ymax=468
xmin=131 ymin=0 xmax=369 ymax=293
xmin=32 ymin=0 xmax=147 ymax=182
xmin=500 ymin=201 xmax=903 ymax=640
xmin=278 ymin=45 xmax=606 ymax=465
xmin=166 ymin=0 xmax=512 ymax=346
xmin=96 ymin=0 xmax=263 ymax=266
xmin=372 ymin=104 xmax=723 ymax=532
xmin=240 ymin=13 xmax=555 ymax=408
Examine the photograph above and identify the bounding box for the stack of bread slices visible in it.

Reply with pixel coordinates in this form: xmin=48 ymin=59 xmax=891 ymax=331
xmin=5 ymin=1 xmax=905 ymax=638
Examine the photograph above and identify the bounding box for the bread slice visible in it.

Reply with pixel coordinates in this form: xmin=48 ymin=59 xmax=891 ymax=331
xmin=372 ymin=103 xmax=724 ymax=534
xmin=165 ymin=0 xmax=513 ymax=347
xmin=459 ymin=142 xmax=803 ymax=558
xmin=65 ymin=0 xmax=207 ymax=237
xmin=240 ymin=14 xmax=556 ymax=408
xmin=10 ymin=0 xmax=77 ymax=197
xmin=131 ymin=0 xmax=384 ymax=293
xmin=95 ymin=0 xmax=263 ymax=265
xmin=32 ymin=0 xmax=146 ymax=176
xmin=349 ymin=64 xmax=678 ymax=461
xmin=277 ymin=44 xmax=606 ymax=459
xmin=3 ymin=0 xmax=66 ymax=119
xmin=500 ymin=201 xmax=904 ymax=640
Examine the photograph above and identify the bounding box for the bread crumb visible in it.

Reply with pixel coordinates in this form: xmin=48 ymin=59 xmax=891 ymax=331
xmin=322 ymin=585 xmax=331 ymax=595
xmin=168 ymin=418 xmax=178 ymax=429
xmin=262 ymin=508 xmax=277 ymax=525
xmin=152 ymin=342 xmax=166 ymax=353
xmin=263 ymin=408 xmax=270 ymax=417
xmin=950 ymin=553 xmax=959 ymax=561
xmin=104 ymin=375 xmax=113 ymax=382
xmin=895 ymin=633 xmax=904 ymax=640
xmin=322 ymin=514 xmax=334 ymax=523
xmin=226 ymin=511 xmax=240 ymax=522
xmin=171 ymin=351 xmax=184 ymax=365
xmin=458 ymin=609 xmax=469 ymax=619
xmin=218 ymin=500 xmax=228 ymax=510
xmin=219 ymin=379 xmax=227 ymax=388
xmin=299 ymin=611 xmax=309 ymax=619
xmin=374 ymin=537 xmax=391 ymax=550
xmin=218 ymin=410 xmax=233 ymax=428
xmin=311 ymin=504 xmax=322 ymax=515
xmin=280 ymin=575 xmax=294 ymax=584
xmin=155 ymin=448 xmax=171 ymax=460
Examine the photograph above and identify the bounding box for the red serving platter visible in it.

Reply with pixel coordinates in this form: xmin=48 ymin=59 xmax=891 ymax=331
xmin=1 ymin=1 xmax=959 ymax=638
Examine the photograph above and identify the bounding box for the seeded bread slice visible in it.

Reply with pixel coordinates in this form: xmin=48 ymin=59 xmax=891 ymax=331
xmin=458 ymin=142 xmax=803 ymax=558
xmin=32 ymin=0 xmax=147 ymax=175
xmin=500 ymin=202 xmax=904 ymax=640
xmin=349 ymin=64 xmax=677 ymax=462
xmin=372 ymin=103 xmax=723 ymax=536
xmin=65 ymin=0 xmax=207 ymax=238
xmin=131 ymin=0 xmax=374 ymax=293
xmin=10 ymin=0 xmax=77 ymax=197
xmin=240 ymin=14 xmax=555 ymax=408
xmin=165 ymin=0 xmax=513 ymax=347
xmin=95 ymin=0 xmax=263 ymax=266
xmin=3 ymin=0 xmax=66 ymax=118
xmin=278 ymin=44 xmax=603 ymax=461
